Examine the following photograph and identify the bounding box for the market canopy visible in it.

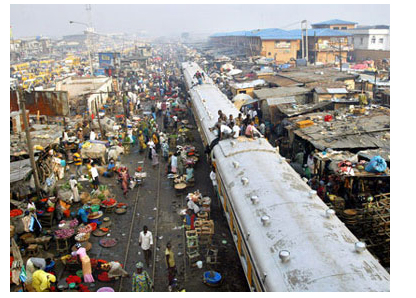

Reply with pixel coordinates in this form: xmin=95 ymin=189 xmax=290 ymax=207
xmin=233 ymin=94 xmax=259 ymax=110
xmin=232 ymin=93 xmax=253 ymax=102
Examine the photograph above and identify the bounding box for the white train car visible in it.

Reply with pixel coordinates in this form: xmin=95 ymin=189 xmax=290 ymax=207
xmin=182 ymin=61 xmax=390 ymax=292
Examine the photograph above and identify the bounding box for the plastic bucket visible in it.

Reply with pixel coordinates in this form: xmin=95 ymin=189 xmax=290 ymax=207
xmin=91 ymin=204 xmax=100 ymax=212
xmin=97 ymin=287 xmax=114 ymax=292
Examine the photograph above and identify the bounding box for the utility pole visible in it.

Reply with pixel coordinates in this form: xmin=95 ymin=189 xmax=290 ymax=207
xmin=301 ymin=25 xmax=304 ymax=59
xmin=314 ymin=31 xmax=317 ymax=66
xmin=17 ymin=88 xmax=42 ymax=198
xmin=339 ymin=39 xmax=342 ymax=72
xmin=94 ymin=96 xmax=103 ymax=140
xmin=305 ymin=20 xmax=308 ymax=62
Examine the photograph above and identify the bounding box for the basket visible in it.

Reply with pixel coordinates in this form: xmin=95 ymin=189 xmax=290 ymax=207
xmin=91 ymin=199 xmax=101 ymax=205
xmin=75 ymin=232 xmax=91 ymax=242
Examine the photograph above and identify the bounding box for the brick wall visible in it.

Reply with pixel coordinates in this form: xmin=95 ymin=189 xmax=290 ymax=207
xmin=353 ymin=49 xmax=390 ymax=61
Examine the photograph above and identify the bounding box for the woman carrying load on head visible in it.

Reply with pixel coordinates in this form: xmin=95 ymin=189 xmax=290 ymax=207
xmin=72 ymin=243 xmax=94 ymax=283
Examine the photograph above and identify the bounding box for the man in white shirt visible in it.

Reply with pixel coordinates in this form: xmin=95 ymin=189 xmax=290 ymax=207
xmin=90 ymin=130 xmax=96 ymax=141
xmin=139 ymin=226 xmax=153 ymax=267
xmin=90 ymin=163 xmax=99 ymax=190
xmin=231 ymin=122 xmax=240 ymax=138
xmin=219 ymin=124 xmax=232 ymax=140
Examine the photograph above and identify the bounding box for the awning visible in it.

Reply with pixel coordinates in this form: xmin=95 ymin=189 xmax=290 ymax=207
xmin=232 ymin=93 xmax=253 ymax=102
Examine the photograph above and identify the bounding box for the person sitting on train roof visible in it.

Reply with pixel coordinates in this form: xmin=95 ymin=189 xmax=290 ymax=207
xmin=245 ymin=121 xmax=262 ymax=138
xmin=218 ymin=123 xmax=232 ymax=140
xmin=231 ymin=122 xmax=240 ymax=139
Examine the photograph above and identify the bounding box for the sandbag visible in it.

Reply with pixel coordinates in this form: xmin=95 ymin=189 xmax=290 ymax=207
xmin=365 ymin=156 xmax=387 ymax=173
xmin=80 ymin=192 xmax=91 ymax=204
xmin=58 ymin=189 xmax=73 ymax=203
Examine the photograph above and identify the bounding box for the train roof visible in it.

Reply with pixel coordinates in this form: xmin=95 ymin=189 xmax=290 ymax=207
xmin=182 ymin=61 xmax=390 ymax=291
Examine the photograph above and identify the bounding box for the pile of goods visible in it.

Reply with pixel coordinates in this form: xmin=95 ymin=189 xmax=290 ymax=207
xmin=55 ymin=228 xmax=75 ymax=239
xmin=101 ymin=198 xmax=117 ymax=207
xmin=99 ymin=238 xmax=117 ymax=248
xmin=75 ymin=232 xmax=90 ymax=242
xmin=77 ymin=225 xmax=93 ymax=234
xmin=179 ymin=145 xmax=199 ymax=166
xmin=69 ymin=218 xmax=79 ymax=228
xmin=10 ymin=209 xmax=23 ymax=217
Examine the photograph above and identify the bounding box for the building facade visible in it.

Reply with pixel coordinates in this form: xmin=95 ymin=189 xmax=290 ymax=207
xmin=347 ymin=26 xmax=390 ymax=51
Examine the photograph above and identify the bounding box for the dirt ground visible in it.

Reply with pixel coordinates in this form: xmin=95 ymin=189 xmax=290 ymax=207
xmin=14 ymin=98 xmax=249 ymax=292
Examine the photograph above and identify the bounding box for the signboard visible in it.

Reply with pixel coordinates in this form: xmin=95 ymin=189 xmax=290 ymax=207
xmin=275 ymin=41 xmax=291 ymax=49
xmin=99 ymin=52 xmax=120 ymax=70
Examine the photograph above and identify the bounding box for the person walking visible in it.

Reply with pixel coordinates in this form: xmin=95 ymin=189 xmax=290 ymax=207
xmin=139 ymin=226 xmax=153 ymax=268
xmin=73 ymin=151 xmax=83 ymax=178
xmin=69 ymin=175 xmax=80 ymax=203
xmin=90 ymin=163 xmax=99 ymax=190
xmin=132 ymin=262 xmax=153 ymax=292
xmin=151 ymin=146 xmax=159 ymax=168
xmin=165 ymin=242 xmax=176 ymax=291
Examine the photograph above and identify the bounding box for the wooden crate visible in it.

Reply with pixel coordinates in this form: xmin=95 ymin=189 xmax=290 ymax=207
xmin=296 ymin=120 xmax=314 ymax=128
xmin=186 ymin=230 xmax=198 ymax=238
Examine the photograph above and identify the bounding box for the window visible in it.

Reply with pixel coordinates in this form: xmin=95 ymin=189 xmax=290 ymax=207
xmin=268 ymin=52 xmax=271 ymax=56
xmin=333 ymin=27 xmax=339 ymax=30
xmin=360 ymin=38 xmax=364 ymax=45
xmin=379 ymin=38 xmax=384 ymax=44
xmin=352 ymin=37 xmax=355 ymax=43
xmin=371 ymin=36 xmax=376 ymax=44
xmin=341 ymin=27 xmax=347 ymax=30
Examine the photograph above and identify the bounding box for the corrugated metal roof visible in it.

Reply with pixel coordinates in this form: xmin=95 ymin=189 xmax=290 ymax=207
xmin=262 ymin=75 xmax=301 ymax=87
xmin=314 ymin=87 xmax=348 ymax=94
xmin=10 ymin=158 xmax=36 ymax=183
xmin=254 ymin=87 xmax=311 ymax=99
xmin=267 ymin=96 xmax=296 ymax=106
xmin=290 ymin=28 xmax=351 ymax=37
xmin=327 ymin=88 xmax=348 ymax=94
xmin=253 ymin=28 xmax=300 ymax=40
xmin=230 ymin=79 xmax=266 ymax=89
xmin=312 ymin=19 xmax=357 ymax=26
xmin=211 ymin=28 xmax=301 ymax=39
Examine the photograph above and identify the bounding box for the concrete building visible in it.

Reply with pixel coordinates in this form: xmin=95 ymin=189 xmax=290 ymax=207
xmin=344 ymin=25 xmax=390 ymax=61
xmin=210 ymin=28 xmax=300 ymax=63
xmin=55 ymin=76 xmax=114 ymax=115
xmin=290 ymin=29 xmax=353 ymax=64
xmin=311 ymin=19 xmax=357 ymax=30
xmin=254 ymin=29 xmax=301 ymax=63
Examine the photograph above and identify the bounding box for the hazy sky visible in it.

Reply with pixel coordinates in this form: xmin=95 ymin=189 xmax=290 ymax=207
xmin=10 ymin=4 xmax=390 ymax=38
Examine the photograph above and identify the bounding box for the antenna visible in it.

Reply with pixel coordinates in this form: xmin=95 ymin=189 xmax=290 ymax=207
xmin=85 ymin=4 xmax=93 ymax=29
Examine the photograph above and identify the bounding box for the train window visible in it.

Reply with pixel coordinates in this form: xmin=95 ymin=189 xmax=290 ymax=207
xmin=238 ymin=90 xmax=246 ymax=94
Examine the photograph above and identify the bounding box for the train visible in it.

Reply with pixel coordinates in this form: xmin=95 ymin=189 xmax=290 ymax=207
xmin=181 ymin=61 xmax=390 ymax=292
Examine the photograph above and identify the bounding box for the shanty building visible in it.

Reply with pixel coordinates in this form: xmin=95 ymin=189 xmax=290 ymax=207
xmin=253 ymin=86 xmax=312 ymax=124
xmin=274 ymin=66 xmax=357 ymax=90
xmin=229 ymin=79 xmax=266 ymax=97
xmin=54 ymin=76 xmax=114 ymax=115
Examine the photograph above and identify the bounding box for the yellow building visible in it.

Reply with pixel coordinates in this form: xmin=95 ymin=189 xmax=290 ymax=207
xmin=293 ymin=28 xmax=354 ymax=65
xmin=254 ymin=28 xmax=301 ymax=64
xmin=260 ymin=39 xmax=300 ymax=64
